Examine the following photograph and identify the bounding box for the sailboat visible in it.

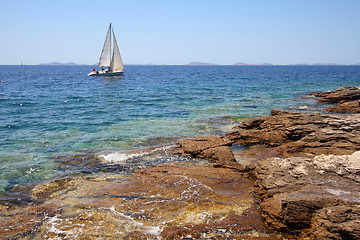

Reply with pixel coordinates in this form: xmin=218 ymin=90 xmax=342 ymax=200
xmin=88 ymin=23 xmax=125 ymax=76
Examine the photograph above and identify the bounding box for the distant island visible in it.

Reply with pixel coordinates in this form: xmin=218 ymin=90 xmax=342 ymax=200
xmin=35 ymin=62 xmax=360 ymax=66
xmin=234 ymin=62 xmax=273 ymax=66
xmin=39 ymin=62 xmax=88 ymax=66
xmin=186 ymin=62 xmax=219 ymax=66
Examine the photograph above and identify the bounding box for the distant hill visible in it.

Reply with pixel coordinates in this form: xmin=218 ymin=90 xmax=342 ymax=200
xmin=186 ymin=62 xmax=218 ymax=65
xmin=233 ymin=62 xmax=273 ymax=66
xmin=39 ymin=62 xmax=80 ymax=66
xmin=312 ymin=63 xmax=344 ymax=66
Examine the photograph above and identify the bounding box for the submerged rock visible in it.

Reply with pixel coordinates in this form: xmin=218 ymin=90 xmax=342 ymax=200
xmin=0 ymin=163 xmax=286 ymax=239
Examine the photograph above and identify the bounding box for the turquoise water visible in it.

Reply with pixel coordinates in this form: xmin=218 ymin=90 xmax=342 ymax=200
xmin=1 ymin=65 xmax=359 ymax=191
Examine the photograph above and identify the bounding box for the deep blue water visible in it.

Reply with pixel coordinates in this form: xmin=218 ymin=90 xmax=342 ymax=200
xmin=1 ymin=65 xmax=359 ymax=191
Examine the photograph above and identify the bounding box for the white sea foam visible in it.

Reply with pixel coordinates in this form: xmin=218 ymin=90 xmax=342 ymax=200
xmin=46 ymin=214 xmax=84 ymax=238
xmin=99 ymin=152 xmax=146 ymax=164
xmin=298 ymin=105 xmax=309 ymax=109
xmin=107 ymin=206 xmax=162 ymax=237
xmin=98 ymin=144 xmax=177 ymax=164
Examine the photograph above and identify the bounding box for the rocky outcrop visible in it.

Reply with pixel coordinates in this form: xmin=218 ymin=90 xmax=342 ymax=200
xmin=176 ymin=136 xmax=244 ymax=170
xmin=324 ymin=100 xmax=360 ymax=113
xmin=254 ymin=151 xmax=360 ymax=239
xmin=221 ymin=101 xmax=360 ymax=239
xmin=174 ymin=100 xmax=360 ymax=239
xmin=225 ymin=110 xmax=360 ymax=156
xmin=314 ymin=86 xmax=360 ymax=103
xmin=313 ymin=86 xmax=360 ymax=113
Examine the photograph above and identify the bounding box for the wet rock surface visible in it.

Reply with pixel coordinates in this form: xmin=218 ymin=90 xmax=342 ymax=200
xmin=0 ymin=163 xmax=286 ymax=239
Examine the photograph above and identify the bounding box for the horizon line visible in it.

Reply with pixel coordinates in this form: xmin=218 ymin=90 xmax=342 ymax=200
xmin=3 ymin=62 xmax=360 ymax=66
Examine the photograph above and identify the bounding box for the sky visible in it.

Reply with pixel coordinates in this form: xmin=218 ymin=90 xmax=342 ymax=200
xmin=1 ymin=0 xmax=360 ymax=65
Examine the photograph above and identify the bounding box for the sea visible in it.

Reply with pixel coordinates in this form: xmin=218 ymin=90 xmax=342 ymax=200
xmin=1 ymin=65 xmax=360 ymax=192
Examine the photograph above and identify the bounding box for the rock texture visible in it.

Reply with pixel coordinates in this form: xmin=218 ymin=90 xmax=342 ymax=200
xmin=314 ymin=86 xmax=360 ymax=104
xmin=324 ymin=100 xmax=360 ymax=113
xmin=176 ymin=136 xmax=244 ymax=170
xmin=225 ymin=110 xmax=360 ymax=156
xmin=313 ymin=86 xmax=360 ymax=113
xmin=0 ymin=164 xmax=286 ymax=239
xmin=172 ymin=92 xmax=360 ymax=239
xmin=253 ymin=151 xmax=360 ymax=239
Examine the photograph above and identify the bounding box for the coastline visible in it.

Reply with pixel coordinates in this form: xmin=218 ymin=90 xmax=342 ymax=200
xmin=172 ymin=86 xmax=360 ymax=239
xmin=1 ymin=86 xmax=359 ymax=239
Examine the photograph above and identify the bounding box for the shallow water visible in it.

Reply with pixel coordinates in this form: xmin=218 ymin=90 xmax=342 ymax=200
xmin=3 ymin=159 xmax=287 ymax=239
xmin=1 ymin=65 xmax=359 ymax=191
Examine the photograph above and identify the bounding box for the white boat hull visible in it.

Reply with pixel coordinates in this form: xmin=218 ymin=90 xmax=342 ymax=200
xmin=88 ymin=70 xmax=124 ymax=76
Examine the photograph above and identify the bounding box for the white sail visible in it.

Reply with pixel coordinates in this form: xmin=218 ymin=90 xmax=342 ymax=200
xmin=98 ymin=24 xmax=112 ymax=67
xmin=110 ymin=29 xmax=124 ymax=72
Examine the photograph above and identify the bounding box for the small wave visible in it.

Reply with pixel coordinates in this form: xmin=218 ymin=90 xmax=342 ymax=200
xmin=99 ymin=152 xmax=147 ymax=163
xmin=98 ymin=144 xmax=176 ymax=164
xmin=298 ymin=105 xmax=309 ymax=109
xmin=107 ymin=206 xmax=162 ymax=236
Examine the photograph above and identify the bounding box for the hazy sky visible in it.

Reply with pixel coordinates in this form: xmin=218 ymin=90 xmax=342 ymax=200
xmin=2 ymin=0 xmax=360 ymax=65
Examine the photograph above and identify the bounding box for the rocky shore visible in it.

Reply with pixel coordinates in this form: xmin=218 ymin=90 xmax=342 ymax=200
xmin=314 ymin=86 xmax=360 ymax=113
xmin=1 ymin=86 xmax=359 ymax=239
xmin=173 ymin=86 xmax=360 ymax=239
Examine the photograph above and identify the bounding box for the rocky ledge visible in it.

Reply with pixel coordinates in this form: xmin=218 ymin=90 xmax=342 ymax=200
xmin=254 ymin=151 xmax=360 ymax=239
xmin=313 ymin=86 xmax=360 ymax=113
xmin=172 ymin=87 xmax=360 ymax=239
xmin=174 ymin=111 xmax=360 ymax=239
xmin=225 ymin=109 xmax=360 ymax=156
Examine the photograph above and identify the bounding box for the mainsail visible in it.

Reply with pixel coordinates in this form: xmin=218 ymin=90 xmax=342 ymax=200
xmin=110 ymin=30 xmax=125 ymax=72
xmin=98 ymin=24 xmax=112 ymax=67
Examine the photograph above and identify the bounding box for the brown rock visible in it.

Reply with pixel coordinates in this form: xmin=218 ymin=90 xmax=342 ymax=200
xmin=226 ymin=110 xmax=360 ymax=156
xmin=0 ymin=204 xmax=59 ymax=239
xmin=179 ymin=136 xmax=232 ymax=155
xmin=253 ymin=151 xmax=360 ymax=239
xmin=324 ymin=100 xmax=360 ymax=113
xmin=314 ymin=86 xmax=360 ymax=104
xmin=312 ymin=86 xmax=360 ymax=113
xmin=178 ymin=136 xmax=243 ymax=170
xmin=200 ymin=146 xmax=243 ymax=170
xmin=0 ymin=164 xmax=288 ymax=239
xmin=312 ymin=205 xmax=360 ymax=240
